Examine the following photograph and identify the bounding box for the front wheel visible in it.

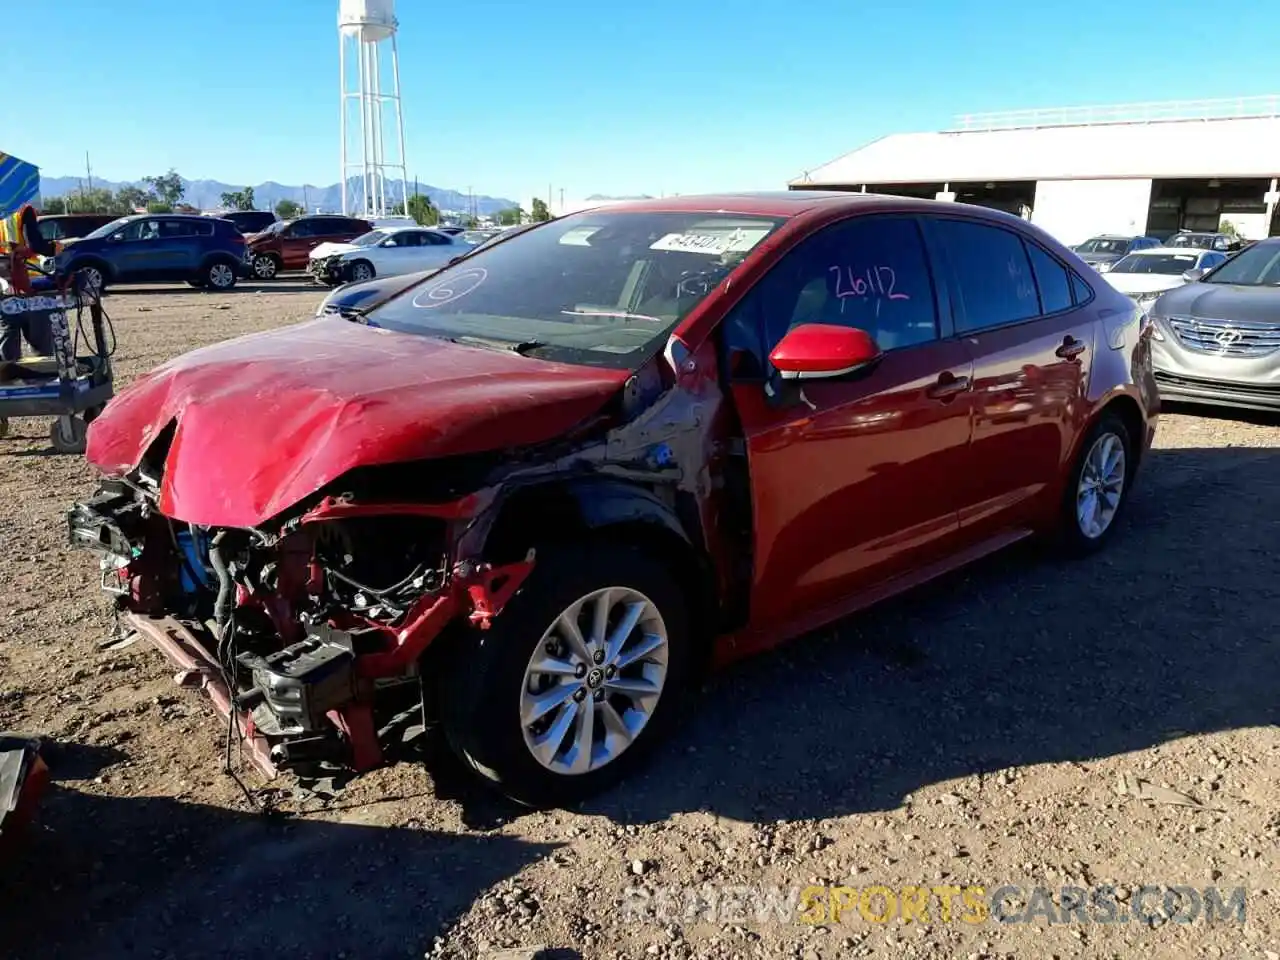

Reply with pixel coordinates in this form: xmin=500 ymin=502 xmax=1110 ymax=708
xmin=1057 ymin=411 xmax=1133 ymax=555
xmin=252 ymin=254 xmax=279 ymax=280
xmin=349 ymin=259 xmax=375 ymax=283
xmin=440 ymin=545 xmax=691 ymax=807
xmin=50 ymin=415 xmax=88 ymax=454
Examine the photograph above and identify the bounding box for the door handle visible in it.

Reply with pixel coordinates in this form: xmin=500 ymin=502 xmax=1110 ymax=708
xmin=926 ymin=372 xmax=971 ymax=400
xmin=1056 ymin=336 xmax=1087 ymax=360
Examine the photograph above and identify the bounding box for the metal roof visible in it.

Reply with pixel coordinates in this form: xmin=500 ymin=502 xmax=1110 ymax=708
xmin=793 ymin=109 xmax=1280 ymax=187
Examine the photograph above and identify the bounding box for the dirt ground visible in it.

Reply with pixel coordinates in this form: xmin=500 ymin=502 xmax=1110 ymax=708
xmin=0 ymin=283 xmax=1277 ymax=960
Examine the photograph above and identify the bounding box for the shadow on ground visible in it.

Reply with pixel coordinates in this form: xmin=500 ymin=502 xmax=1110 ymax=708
xmin=437 ymin=444 xmax=1280 ymax=828
xmin=0 ymin=772 xmax=559 ymax=960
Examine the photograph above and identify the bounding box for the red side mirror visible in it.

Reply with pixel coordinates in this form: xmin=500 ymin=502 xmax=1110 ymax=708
xmin=769 ymin=323 xmax=882 ymax=380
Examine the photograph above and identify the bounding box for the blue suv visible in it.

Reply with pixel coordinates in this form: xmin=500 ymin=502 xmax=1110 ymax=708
xmin=54 ymin=214 xmax=252 ymax=291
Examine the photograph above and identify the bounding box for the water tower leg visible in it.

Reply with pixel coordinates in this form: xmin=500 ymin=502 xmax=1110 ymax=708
xmin=339 ymin=32 xmax=348 ymax=216
xmin=391 ymin=32 xmax=410 ymax=215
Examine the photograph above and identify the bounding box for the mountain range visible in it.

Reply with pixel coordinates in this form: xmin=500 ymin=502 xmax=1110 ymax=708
xmin=39 ymin=174 xmax=518 ymax=216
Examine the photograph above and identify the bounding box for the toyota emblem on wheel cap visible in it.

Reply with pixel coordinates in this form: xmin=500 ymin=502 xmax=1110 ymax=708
xmin=1214 ymin=328 xmax=1244 ymax=347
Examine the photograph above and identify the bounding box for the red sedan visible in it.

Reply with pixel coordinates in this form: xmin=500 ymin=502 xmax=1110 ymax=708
xmin=69 ymin=192 xmax=1158 ymax=806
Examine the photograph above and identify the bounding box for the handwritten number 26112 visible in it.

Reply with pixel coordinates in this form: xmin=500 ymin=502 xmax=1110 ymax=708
xmin=829 ymin=265 xmax=911 ymax=302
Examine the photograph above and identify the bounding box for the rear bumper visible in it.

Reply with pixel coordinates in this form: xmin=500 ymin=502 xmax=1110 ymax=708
xmin=1154 ymin=371 xmax=1280 ymax=412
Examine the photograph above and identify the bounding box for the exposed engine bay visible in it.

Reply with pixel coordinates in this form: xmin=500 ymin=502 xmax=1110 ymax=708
xmin=68 ymin=466 xmax=534 ymax=781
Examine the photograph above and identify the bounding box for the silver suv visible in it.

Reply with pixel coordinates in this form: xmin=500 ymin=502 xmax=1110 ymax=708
xmin=1147 ymin=237 xmax=1280 ymax=411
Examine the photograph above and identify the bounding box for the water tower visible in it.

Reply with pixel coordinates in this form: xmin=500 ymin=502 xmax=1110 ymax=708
xmin=339 ymin=0 xmax=410 ymax=219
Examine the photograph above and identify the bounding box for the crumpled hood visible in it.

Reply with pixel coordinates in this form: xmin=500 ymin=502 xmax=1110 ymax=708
xmin=1152 ymin=282 xmax=1280 ymax=322
xmin=86 ymin=318 xmax=629 ymax=527
xmin=310 ymin=241 xmax=360 ymax=260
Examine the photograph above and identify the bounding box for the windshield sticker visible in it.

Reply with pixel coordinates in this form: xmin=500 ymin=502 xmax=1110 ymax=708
xmin=558 ymin=226 xmax=602 ymax=246
xmin=649 ymin=229 xmax=767 ymax=256
xmin=412 ymin=267 xmax=487 ymax=309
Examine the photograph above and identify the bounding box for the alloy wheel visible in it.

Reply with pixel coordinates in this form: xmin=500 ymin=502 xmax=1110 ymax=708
xmin=253 ymin=255 xmax=277 ymax=279
xmin=1076 ymin=431 xmax=1126 ymax=539
xmin=352 ymin=262 xmax=373 ymax=282
xmin=209 ymin=263 xmax=235 ymax=289
xmin=519 ymin=586 xmax=669 ymax=776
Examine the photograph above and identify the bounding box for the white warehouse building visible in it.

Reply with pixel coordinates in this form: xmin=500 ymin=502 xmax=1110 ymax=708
xmin=789 ymin=95 xmax=1280 ymax=246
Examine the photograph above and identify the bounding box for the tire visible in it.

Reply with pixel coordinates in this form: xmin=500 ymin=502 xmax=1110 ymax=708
xmin=50 ymin=416 xmax=87 ymax=455
xmin=1056 ymin=411 xmax=1133 ymax=556
xmin=203 ymin=259 xmax=238 ymax=291
xmin=75 ymin=263 xmax=107 ymax=293
xmin=440 ymin=544 xmax=691 ymax=807
xmin=252 ymin=254 xmax=280 ymax=280
xmin=349 ymin=260 xmax=375 ymax=283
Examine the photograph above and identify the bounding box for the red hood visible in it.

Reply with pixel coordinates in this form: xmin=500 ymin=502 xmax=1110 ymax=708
xmin=87 ymin=318 xmax=628 ymax=526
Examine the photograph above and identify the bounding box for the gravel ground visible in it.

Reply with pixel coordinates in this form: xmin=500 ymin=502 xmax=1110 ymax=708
xmin=0 ymin=284 xmax=1277 ymax=960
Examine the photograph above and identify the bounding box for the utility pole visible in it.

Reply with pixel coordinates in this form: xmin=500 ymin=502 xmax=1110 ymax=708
xmin=85 ymin=152 xmax=94 ymax=194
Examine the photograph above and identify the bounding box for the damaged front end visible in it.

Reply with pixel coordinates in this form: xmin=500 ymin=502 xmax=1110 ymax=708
xmin=68 ymin=470 xmax=533 ymax=780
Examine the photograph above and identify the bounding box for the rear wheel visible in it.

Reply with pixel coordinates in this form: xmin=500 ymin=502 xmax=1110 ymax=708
xmin=440 ymin=544 xmax=691 ymax=807
xmin=204 ymin=260 xmax=238 ymax=291
xmin=1057 ymin=411 xmax=1133 ymax=555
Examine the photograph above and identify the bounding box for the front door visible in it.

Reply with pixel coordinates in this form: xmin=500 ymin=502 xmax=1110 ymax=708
xmin=280 ymin=219 xmax=320 ymax=268
xmin=925 ymin=216 xmax=1096 ymax=536
xmin=724 ymin=214 xmax=975 ymax=629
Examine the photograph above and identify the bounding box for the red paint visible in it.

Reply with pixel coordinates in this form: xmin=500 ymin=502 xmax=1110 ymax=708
xmin=86 ymin=318 xmax=629 ymax=526
xmin=769 ymin=323 xmax=881 ymax=376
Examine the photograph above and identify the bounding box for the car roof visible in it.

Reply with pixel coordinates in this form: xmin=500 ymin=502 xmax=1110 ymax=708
xmin=1134 ymin=246 xmax=1213 ymax=255
xmin=570 ymin=190 xmax=1035 ymax=221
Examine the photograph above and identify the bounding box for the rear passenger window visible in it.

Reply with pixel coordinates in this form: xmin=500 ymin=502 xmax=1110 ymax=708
xmin=1024 ymin=241 xmax=1072 ymax=314
xmin=932 ymin=219 xmax=1040 ymax=332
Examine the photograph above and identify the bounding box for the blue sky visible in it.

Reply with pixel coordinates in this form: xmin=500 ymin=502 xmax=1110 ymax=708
xmin=5 ymin=0 xmax=1279 ymax=206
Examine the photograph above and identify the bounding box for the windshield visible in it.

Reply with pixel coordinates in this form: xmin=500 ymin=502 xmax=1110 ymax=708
xmin=1109 ymin=252 xmax=1201 ymax=275
xmin=82 ymin=217 xmax=133 ymax=241
xmin=365 ymin=210 xmax=786 ymax=369
xmin=1077 ymin=237 xmax=1129 ymax=254
xmin=1167 ymin=234 xmax=1215 ymax=249
xmin=351 ymin=230 xmax=390 ymax=247
xmin=1201 ymin=242 xmax=1280 ymax=285
xmin=261 ymin=220 xmax=290 ymax=235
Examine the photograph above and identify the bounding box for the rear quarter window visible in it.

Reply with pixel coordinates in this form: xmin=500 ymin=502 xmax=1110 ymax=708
xmin=1024 ymin=241 xmax=1073 ymax=314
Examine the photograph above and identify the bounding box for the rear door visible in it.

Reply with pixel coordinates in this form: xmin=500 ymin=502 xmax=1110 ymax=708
xmin=156 ymin=218 xmax=202 ymax=276
xmin=925 ymin=216 xmax=1096 ymax=537
xmin=724 ymin=214 xmax=975 ymax=629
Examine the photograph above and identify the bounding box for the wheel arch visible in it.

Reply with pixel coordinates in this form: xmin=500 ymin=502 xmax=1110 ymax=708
xmin=481 ymin=477 xmax=720 ymax=677
xmin=68 ymin=254 xmax=113 ymax=282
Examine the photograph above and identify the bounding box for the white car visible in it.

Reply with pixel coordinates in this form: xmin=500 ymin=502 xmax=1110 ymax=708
xmin=1101 ymin=246 xmax=1230 ymax=312
xmin=307 ymin=225 xmax=474 ymax=285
